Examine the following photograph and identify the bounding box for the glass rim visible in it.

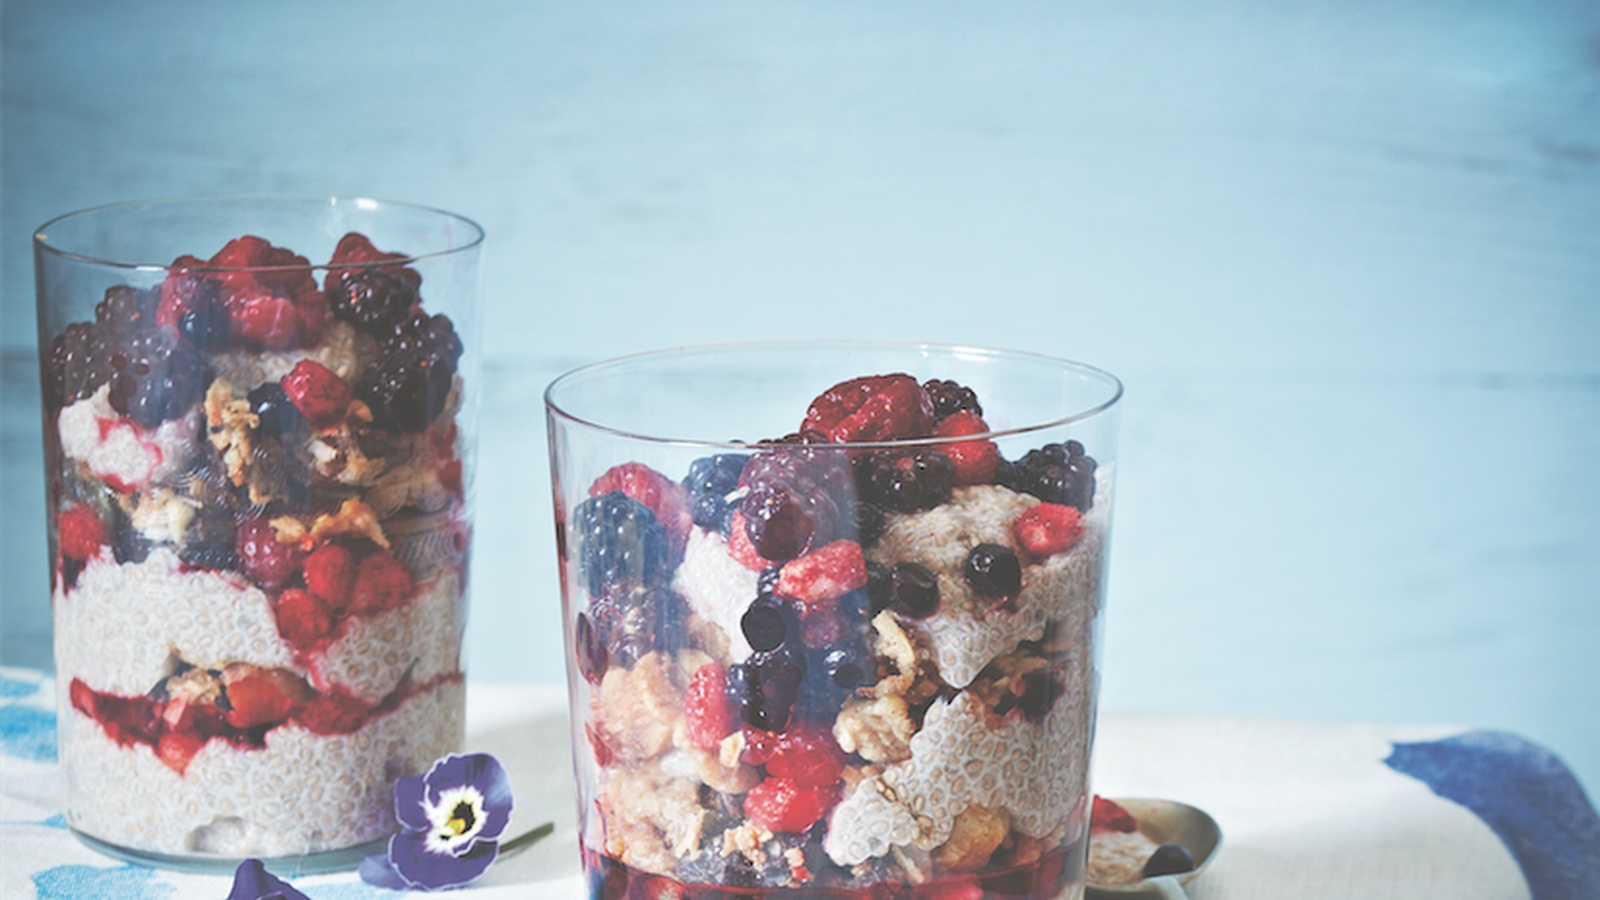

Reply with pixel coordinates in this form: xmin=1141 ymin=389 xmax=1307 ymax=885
xmin=32 ymin=194 xmax=485 ymax=272
xmin=544 ymin=339 xmax=1124 ymax=450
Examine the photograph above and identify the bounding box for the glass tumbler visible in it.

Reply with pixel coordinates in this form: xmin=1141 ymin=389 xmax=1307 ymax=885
xmin=545 ymin=342 xmax=1122 ymax=899
xmin=34 ymin=196 xmax=483 ymax=871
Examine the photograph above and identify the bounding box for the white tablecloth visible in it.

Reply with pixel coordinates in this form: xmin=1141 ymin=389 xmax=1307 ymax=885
xmin=3 ymin=668 xmax=1596 ymax=899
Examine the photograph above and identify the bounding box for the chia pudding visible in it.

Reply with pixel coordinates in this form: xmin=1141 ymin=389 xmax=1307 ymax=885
xmin=41 ymin=231 xmax=472 ymax=860
xmin=554 ymin=370 xmax=1116 ymax=898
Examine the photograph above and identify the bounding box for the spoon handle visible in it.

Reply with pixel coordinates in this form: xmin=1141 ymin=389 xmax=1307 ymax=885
xmin=1147 ymin=875 xmax=1190 ymax=899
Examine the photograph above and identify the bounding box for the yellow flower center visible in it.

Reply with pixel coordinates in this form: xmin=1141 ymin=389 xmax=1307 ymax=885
xmin=446 ymin=799 xmax=477 ymax=837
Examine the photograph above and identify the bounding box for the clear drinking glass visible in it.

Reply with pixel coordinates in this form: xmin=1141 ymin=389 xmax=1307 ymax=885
xmin=545 ymin=342 xmax=1122 ymax=899
xmin=34 ymin=196 xmax=483 ymax=872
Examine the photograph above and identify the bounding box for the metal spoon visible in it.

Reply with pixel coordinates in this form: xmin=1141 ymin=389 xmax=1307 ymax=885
xmin=1085 ymin=798 xmax=1222 ymax=900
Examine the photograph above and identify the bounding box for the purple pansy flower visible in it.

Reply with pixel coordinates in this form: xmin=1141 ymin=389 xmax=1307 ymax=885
xmin=227 ymin=859 xmax=310 ymax=900
xmin=360 ymin=752 xmax=515 ymax=891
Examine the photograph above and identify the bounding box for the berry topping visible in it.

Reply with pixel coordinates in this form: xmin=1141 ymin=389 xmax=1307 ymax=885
xmin=329 ymin=269 xmax=419 ymax=332
xmin=1012 ymin=503 xmax=1085 ymax=559
xmin=589 ymin=462 xmax=693 ymax=554
xmin=683 ymin=453 xmax=749 ymax=534
xmin=1006 ymin=440 xmax=1099 ymax=512
xmin=46 ymin=322 xmax=111 ymax=407
xmin=572 ymin=491 xmax=673 ymax=596
xmin=1143 ymin=843 xmax=1196 ymax=877
xmin=933 ymin=411 xmax=1000 ymax=486
xmin=801 ymin=374 xmax=935 ymax=443
xmin=764 ymin=726 xmax=846 ymax=788
xmin=774 ymin=540 xmax=868 ymax=612
xmin=106 ymin=327 xmax=206 ymax=428
xmin=280 ymin=359 xmax=352 ymax=429
xmin=324 ymin=232 xmax=419 ymax=296
xmin=58 ymin=504 xmax=108 ymax=562
xmin=731 ymin=650 xmax=804 ymax=733
xmin=356 ymin=311 xmax=463 ymax=434
xmin=221 ymin=667 xmax=302 ymax=730
xmin=683 ymin=662 xmax=735 ymax=751
xmin=247 ymin=382 xmax=305 ymax=440
xmin=201 ymin=236 xmax=327 ymax=349
xmin=744 ymin=776 xmax=838 ymax=833
xmin=741 ymin=598 xmax=789 ymax=653
xmin=963 ymin=543 xmax=1021 ymax=599
xmin=301 ymin=543 xmax=356 ymax=609
xmin=235 ymin=517 xmax=304 ymax=591
xmin=94 ymin=285 xmax=159 ymax=338
xmin=1091 ymin=795 xmax=1139 ymax=834
xmin=922 ymin=378 xmax=983 ymax=420
xmin=347 ymin=550 xmax=416 ymax=616
xmin=856 ymin=450 xmax=955 ymax=512
xmin=273 ymin=588 xmax=336 ymax=653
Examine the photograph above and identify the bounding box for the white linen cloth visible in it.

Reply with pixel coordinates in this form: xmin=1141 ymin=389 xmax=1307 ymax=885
xmin=3 ymin=668 xmax=1595 ymax=899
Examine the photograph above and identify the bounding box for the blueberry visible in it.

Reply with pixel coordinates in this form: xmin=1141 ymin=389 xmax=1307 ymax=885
xmin=1143 ymin=843 xmax=1195 ymax=877
xmin=683 ymin=453 xmax=748 ymax=533
xmin=735 ymin=650 xmax=804 ymax=732
xmin=964 ymin=543 xmax=1021 ymax=598
xmin=248 ymin=383 xmax=304 ymax=440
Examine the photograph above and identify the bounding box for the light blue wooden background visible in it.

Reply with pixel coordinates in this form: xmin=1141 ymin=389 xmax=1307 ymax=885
xmin=3 ymin=1 xmax=1597 ymax=795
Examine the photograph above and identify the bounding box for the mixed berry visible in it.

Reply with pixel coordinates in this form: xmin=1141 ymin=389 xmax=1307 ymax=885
xmin=44 ymin=231 xmax=469 ymax=774
xmin=568 ymin=372 xmax=1105 ymax=897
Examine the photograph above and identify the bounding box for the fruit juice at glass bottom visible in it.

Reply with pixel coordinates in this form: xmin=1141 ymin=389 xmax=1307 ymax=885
xmin=545 ymin=343 xmax=1122 ymax=899
xmin=35 ymin=196 xmax=482 ymax=872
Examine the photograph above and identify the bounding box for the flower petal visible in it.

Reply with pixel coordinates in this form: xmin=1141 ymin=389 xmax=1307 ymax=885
xmin=227 ymin=858 xmax=310 ymax=900
xmin=390 ymin=830 xmax=500 ymax=890
xmin=425 ymin=753 xmax=514 ymax=843
xmin=394 ymin=769 xmax=431 ymax=833
xmin=358 ymin=850 xmax=414 ymax=890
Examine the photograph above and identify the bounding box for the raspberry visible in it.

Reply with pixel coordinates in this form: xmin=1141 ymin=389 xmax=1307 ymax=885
xmin=235 ymin=518 xmax=304 ymax=591
xmin=801 ymin=373 xmax=935 ymax=443
xmin=156 ymin=254 xmax=220 ymax=328
xmin=273 ymin=588 xmax=335 ymax=653
xmin=933 ymin=410 xmax=1000 ymax=486
xmin=58 ymin=504 xmax=107 ymax=562
xmin=744 ymin=776 xmax=838 ymax=833
xmin=1012 ymin=503 xmax=1085 ymax=559
xmin=301 ymin=543 xmax=356 ymax=609
xmin=589 ymin=462 xmax=692 ymax=555
xmin=229 ymin=291 xmax=300 ymax=349
xmin=204 ymin=236 xmax=326 ymax=349
xmin=683 ymin=663 xmax=734 ymax=751
xmin=1091 ymin=795 xmax=1139 ymax=834
xmin=222 ymin=670 xmax=298 ymax=730
xmin=156 ymin=730 xmax=207 ymax=775
xmin=295 ymin=690 xmax=371 ymax=735
xmin=764 ymin=726 xmax=845 ymax=788
xmin=280 ymin=359 xmax=352 ymax=428
xmin=775 ymin=540 xmax=867 ymax=612
xmin=347 ymin=550 xmax=416 ymax=616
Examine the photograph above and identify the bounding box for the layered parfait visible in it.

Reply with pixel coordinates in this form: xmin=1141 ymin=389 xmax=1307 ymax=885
xmin=42 ymin=233 xmax=471 ymax=858
xmin=564 ymin=373 xmax=1112 ymax=898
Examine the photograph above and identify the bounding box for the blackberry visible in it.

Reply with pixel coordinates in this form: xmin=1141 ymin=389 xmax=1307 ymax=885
xmin=682 ymin=453 xmax=748 ymax=533
xmin=359 ymin=312 xmax=464 ymax=433
xmin=106 ymin=328 xmax=207 ymax=428
xmin=329 ymin=269 xmax=418 ymax=333
xmin=856 ymin=450 xmax=954 ymax=512
xmin=572 ymin=491 xmax=672 ymax=596
xmin=730 ymin=649 xmax=804 ymax=732
xmin=922 ymin=378 xmax=982 ymax=419
xmin=358 ymin=349 xmax=454 ymax=433
xmin=1007 ymin=440 xmax=1098 ymax=511
xmin=588 ymin=583 xmax=690 ymax=668
xmin=738 ymin=447 xmax=852 ymax=561
xmin=47 ymin=322 xmax=111 ymax=408
xmin=247 ymin=382 xmax=305 ymax=440
xmin=94 ymin=285 xmax=159 ymax=338
xmin=963 ymin=543 xmax=1021 ymax=598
